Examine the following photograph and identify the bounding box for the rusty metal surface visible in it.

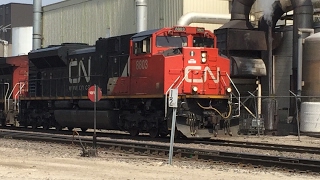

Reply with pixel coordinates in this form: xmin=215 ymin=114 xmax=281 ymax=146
xmin=215 ymin=29 xmax=267 ymax=52
xmin=231 ymin=56 xmax=266 ymax=77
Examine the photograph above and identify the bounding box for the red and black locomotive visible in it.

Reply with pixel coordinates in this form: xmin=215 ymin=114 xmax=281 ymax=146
xmin=0 ymin=26 xmax=234 ymax=138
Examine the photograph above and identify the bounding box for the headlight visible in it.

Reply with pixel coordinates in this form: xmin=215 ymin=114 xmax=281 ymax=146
xmin=201 ymin=51 xmax=207 ymax=63
xmin=226 ymin=87 xmax=232 ymax=93
xmin=192 ymin=86 xmax=198 ymax=92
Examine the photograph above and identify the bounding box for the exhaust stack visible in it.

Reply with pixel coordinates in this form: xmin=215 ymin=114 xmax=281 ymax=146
xmin=33 ymin=0 xmax=42 ymax=50
xmin=136 ymin=0 xmax=147 ymax=33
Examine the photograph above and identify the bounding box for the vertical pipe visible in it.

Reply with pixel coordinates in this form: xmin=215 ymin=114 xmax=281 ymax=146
xmin=291 ymin=0 xmax=313 ymax=95
xmin=297 ymin=31 xmax=303 ymax=97
xmin=0 ymin=40 xmax=8 ymax=57
xmin=257 ymin=79 xmax=261 ymax=116
xmin=33 ymin=0 xmax=42 ymax=50
xmin=136 ymin=0 xmax=147 ymax=33
xmin=268 ymin=24 xmax=274 ymax=95
xmin=297 ymin=28 xmax=314 ymax=97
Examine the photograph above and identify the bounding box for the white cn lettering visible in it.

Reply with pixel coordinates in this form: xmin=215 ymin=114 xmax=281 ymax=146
xmin=185 ymin=66 xmax=220 ymax=83
xmin=69 ymin=58 xmax=91 ymax=84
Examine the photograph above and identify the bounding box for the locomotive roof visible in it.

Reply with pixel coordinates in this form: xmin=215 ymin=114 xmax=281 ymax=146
xmin=69 ymin=46 xmax=96 ymax=55
xmin=131 ymin=29 xmax=160 ymax=41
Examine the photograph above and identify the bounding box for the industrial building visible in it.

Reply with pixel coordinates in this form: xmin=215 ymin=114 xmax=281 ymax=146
xmin=42 ymin=0 xmax=232 ymax=46
xmin=0 ymin=3 xmax=33 ymax=57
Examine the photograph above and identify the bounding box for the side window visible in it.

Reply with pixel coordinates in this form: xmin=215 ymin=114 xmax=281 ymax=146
xmin=134 ymin=38 xmax=151 ymax=54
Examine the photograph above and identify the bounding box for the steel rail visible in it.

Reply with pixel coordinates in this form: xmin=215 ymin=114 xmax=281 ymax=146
xmin=189 ymin=139 xmax=320 ymax=155
xmin=2 ymin=127 xmax=320 ymax=155
xmin=1 ymin=129 xmax=320 ymax=173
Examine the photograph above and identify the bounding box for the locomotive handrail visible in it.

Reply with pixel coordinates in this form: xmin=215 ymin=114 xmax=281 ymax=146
xmin=176 ymin=69 xmax=192 ymax=89
xmin=6 ymin=82 xmax=25 ymax=112
xmin=165 ymin=75 xmax=181 ymax=117
xmin=165 ymin=69 xmax=194 ymax=117
xmin=226 ymin=73 xmax=240 ymax=118
xmin=3 ymin=83 xmax=10 ymax=112
xmin=14 ymin=83 xmax=26 ymax=112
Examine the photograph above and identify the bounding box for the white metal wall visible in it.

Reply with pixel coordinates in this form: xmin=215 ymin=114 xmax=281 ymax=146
xmin=42 ymin=0 xmax=233 ymax=46
xmin=43 ymin=0 xmax=135 ymax=46
xmin=12 ymin=27 xmax=33 ymax=56
xmin=43 ymin=0 xmax=184 ymax=47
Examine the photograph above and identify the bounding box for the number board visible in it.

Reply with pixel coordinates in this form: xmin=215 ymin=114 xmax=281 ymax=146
xmin=169 ymin=88 xmax=178 ymax=108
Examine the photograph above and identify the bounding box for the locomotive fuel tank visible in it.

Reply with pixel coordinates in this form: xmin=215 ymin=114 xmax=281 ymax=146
xmin=54 ymin=110 xmax=119 ymax=130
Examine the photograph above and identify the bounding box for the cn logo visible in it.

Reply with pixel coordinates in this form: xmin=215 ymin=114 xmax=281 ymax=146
xmin=69 ymin=57 xmax=91 ymax=84
xmin=185 ymin=66 xmax=220 ymax=83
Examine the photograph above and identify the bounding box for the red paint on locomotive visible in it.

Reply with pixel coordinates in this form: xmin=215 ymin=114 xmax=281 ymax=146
xmin=111 ymin=26 xmax=230 ymax=98
xmin=4 ymin=55 xmax=29 ymax=99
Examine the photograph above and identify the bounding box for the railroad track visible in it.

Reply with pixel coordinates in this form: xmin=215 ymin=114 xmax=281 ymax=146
xmin=189 ymin=139 xmax=320 ymax=155
xmin=1 ymin=129 xmax=320 ymax=173
xmin=2 ymin=126 xmax=320 ymax=155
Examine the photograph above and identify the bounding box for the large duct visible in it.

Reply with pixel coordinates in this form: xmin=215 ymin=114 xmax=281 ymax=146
xmin=33 ymin=0 xmax=42 ymax=50
xmin=177 ymin=13 xmax=233 ymax=26
xmin=219 ymin=0 xmax=256 ymax=29
xmin=177 ymin=12 xmax=256 ymax=26
xmin=136 ymin=0 xmax=147 ymax=33
xmin=259 ymin=0 xmax=293 ymax=30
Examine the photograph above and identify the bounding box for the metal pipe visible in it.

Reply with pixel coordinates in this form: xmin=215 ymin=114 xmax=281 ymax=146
xmin=268 ymin=25 xmax=274 ymax=95
xmin=219 ymin=0 xmax=256 ymax=29
xmin=257 ymin=79 xmax=262 ymax=116
xmin=297 ymin=28 xmax=314 ymax=97
xmin=135 ymin=0 xmax=147 ymax=33
xmin=177 ymin=13 xmax=255 ymax=26
xmin=0 ymin=40 xmax=8 ymax=57
xmin=230 ymin=0 xmax=256 ymax=20
xmin=292 ymin=0 xmax=313 ymax=95
xmin=33 ymin=0 xmax=42 ymax=50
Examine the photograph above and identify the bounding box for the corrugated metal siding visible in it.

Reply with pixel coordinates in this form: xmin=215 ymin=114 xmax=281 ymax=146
xmin=43 ymin=0 xmax=136 ymax=46
xmin=182 ymin=0 xmax=230 ymax=31
xmin=144 ymin=0 xmax=183 ymax=29
xmin=43 ymin=0 xmax=184 ymax=46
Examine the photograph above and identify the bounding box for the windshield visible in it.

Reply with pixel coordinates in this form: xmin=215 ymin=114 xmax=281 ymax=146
xmin=156 ymin=36 xmax=187 ymax=47
xmin=193 ymin=37 xmax=214 ymax=47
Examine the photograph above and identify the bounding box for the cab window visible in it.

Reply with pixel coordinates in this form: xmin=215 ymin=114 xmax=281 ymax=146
xmin=156 ymin=36 xmax=187 ymax=47
xmin=133 ymin=37 xmax=151 ymax=54
xmin=193 ymin=37 xmax=214 ymax=47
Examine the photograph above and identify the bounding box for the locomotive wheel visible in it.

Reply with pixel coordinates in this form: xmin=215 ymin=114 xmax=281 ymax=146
xmin=149 ymin=128 xmax=159 ymax=138
xmin=81 ymin=128 xmax=88 ymax=132
xmin=0 ymin=119 xmax=6 ymax=127
xmin=43 ymin=123 xmax=50 ymax=130
xmin=159 ymin=132 xmax=169 ymax=138
xmin=55 ymin=124 xmax=62 ymax=131
xmin=128 ymin=128 xmax=139 ymax=136
xmin=31 ymin=122 xmax=38 ymax=129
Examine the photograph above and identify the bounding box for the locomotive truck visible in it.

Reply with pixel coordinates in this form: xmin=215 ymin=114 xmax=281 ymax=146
xmin=0 ymin=26 xmax=236 ymax=138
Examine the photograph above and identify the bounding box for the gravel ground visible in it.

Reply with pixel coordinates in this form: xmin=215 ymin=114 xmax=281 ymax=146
xmin=0 ymin=138 xmax=319 ymax=180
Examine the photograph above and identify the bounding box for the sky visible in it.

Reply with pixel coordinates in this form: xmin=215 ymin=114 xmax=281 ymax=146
xmin=0 ymin=0 xmax=64 ymax=6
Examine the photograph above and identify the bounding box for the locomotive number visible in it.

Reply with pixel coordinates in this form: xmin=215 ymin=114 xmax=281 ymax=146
xmin=136 ymin=60 xmax=148 ymax=70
